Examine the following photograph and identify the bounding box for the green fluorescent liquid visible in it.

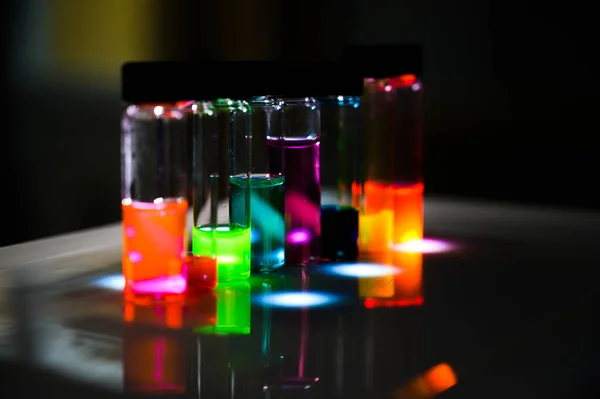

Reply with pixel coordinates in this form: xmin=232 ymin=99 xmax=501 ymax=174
xmin=230 ymin=174 xmax=285 ymax=272
xmin=194 ymin=281 xmax=251 ymax=335
xmin=192 ymin=224 xmax=251 ymax=282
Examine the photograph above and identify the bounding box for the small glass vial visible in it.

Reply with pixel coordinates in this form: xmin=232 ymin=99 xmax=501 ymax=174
xmin=248 ymin=96 xmax=286 ymax=273
xmin=272 ymin=97 xmax=321 ymax=265
xmin=345 ymin=44 xmax=424 ymax=252
xmin=121 ymin=103 xmax=189 ymax=295
xmin=191 ymin=98 xmax=252 ymax=282
xmin=319 ymin=95 xmax=363 ymax=261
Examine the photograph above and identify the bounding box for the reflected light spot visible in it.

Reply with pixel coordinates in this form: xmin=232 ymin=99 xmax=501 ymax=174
xmin=393 ymin=238 xmax=455 ymax=254
xmin=325 ymin=263 xmax=403 ymax=278
xmin=287 ymin=229 xmax=310 ymax=244
xmin=251 ymin=229 xmax=261 ymax=243
xmin=218 ymin=255 xmax=241 ymax=264
xmin=132 ymin=275 xmax=187 ymax=294
xmin=256 ymin=292 xmax=337 ymax=308
xmin=92 ymin=274 xmax=125 ymax=290
xmin=125 ymin=226 xmax=135 ymax=238
xmin=128 ymin=251 xmax=142 ymax=263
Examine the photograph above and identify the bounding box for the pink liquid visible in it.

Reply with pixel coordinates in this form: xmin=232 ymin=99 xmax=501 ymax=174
xmin=268 ymin=137 xmax=321 ymax=264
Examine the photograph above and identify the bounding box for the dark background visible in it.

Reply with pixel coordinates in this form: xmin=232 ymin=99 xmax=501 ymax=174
xmin=1 ymin=0 xmax=597 ymax=247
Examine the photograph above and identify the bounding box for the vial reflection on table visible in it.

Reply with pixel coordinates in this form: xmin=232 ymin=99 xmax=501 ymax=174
xmin=122 ymin=299 xmax=189 ymax=395
xmin=194 ymin=281 xmax=251 ymax=335
xmin=359 ymin=251 xmax=423 ymax=308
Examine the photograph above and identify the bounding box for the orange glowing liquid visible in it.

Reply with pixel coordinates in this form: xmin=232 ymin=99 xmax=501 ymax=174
xmin=356 ymin=182 xmax=424 ymax=253
xmin=361 ymin=251 xmax=423 ymax=308
xmin=393 ymin=182 xmax=424 ymax=244
xmin=122 ymin=199 xmax=188 ymax=287
xmin=358 ymin=182 xmax=394 ymax=253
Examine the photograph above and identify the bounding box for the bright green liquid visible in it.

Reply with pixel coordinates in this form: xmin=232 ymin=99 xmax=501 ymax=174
xmin=192 ymin=224 xmax=251 ymax=282
xmin=230 ymin=174 xmax=285 ymax=272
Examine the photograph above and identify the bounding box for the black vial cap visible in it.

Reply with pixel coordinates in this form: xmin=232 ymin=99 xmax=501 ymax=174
xmin=122 ymin=60 xmax=364 ymax=103
xmin=122 ymin=61 xmax=225 ymax=103
xmin=342 ymin=44 xmax=423 ymax=79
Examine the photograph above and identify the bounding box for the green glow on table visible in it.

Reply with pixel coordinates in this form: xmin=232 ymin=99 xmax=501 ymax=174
xmin=194 ymin=281 xmax=251 ymax=335
xmin=192 ymin=224 xmax=251 ymax=282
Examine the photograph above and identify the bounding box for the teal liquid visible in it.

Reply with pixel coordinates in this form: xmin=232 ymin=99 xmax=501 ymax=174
xmin=230 ymin=174 xmax=285 ymax=272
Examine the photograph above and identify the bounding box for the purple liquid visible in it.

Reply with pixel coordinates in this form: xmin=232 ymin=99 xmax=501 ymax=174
xmin=268 ymin=137 xmax=321 ymax=264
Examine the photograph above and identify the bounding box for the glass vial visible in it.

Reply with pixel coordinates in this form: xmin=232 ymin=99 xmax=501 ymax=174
xmin=271 ymin=97 xmax=321 ymax=265
xmin=319 ymin=95 xmax=362 ymax=261
xmin=121 ymin=104 xmax=189 ymax=295
xmin=364 ymin=73 xmax=423 ymax=248
xmin=191 ymin=98 xmax=252 ymax=282
xmin=346 ymin=45 xmax=424 ymax=252
xmin=249 ymin=96 xmax=286 ymax=273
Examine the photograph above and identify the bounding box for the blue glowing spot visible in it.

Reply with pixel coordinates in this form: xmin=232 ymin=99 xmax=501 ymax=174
xmin=251 ymin=229 xmax=261 ymax=244
xmin=275 ymin=249 xmax=285 ymax=262
xmin=92 ymin=274 xmax=125 ymax=290
xmin=255 ymin=292 xmax=337 ymax=308
xmin=324 ymin=263 xmax=403 ymax=278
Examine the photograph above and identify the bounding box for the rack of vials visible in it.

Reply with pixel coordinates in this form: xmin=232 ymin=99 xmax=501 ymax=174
xmin=120 ymin=44 xmax=423 ymax=296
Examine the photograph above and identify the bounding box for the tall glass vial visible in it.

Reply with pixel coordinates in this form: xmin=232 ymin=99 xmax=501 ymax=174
xmin=191 ymin=98 xmax=252 ymax=282
xmin=269 ymin=98 xmax=321 ymax=265
xmin=319 ymin=95 xmax=363 ymax=261
xmin=121 ymin=103 xmax=189 ymax=295
xmin=248 ymin=96 xmax=286 ymax=273
xmin=346 ymin=45 xmax=424 ymax=252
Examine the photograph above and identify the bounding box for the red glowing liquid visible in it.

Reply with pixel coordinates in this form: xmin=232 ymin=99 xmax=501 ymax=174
xmin=187 ymin=255 xmax=218 ymax=290
xmin=122 ymin=199 xmax=188 ymax=294
xmin=268 ymin=137 xmax=321 ymax=265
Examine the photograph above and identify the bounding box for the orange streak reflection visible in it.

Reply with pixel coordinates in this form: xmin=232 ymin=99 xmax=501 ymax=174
xmin=395 ymin=363 xmax=458 ymax=399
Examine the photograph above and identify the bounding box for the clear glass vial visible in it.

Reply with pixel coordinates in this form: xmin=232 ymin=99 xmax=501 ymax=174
xmin=191 ymin=98 xmax=252 ymax=282
xmin=121 ymin=103 xmax=189 ymax=295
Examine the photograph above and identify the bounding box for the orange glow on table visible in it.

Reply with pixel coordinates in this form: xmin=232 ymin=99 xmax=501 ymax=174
xmin=361 ymin=251 xmax=423 ymax=308
xmin=395 ymin=363 xmax=458 ymax=399
xmin=122 ymin=199 xmax=188 ymax=286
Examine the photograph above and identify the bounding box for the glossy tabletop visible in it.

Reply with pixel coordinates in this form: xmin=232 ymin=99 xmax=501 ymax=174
xmin=1 ymin=197 xmax=600 ymax=398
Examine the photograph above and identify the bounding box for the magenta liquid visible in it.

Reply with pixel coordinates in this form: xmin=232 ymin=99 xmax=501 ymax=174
xmin=268 ymin=137 xmax=321 ymax=265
